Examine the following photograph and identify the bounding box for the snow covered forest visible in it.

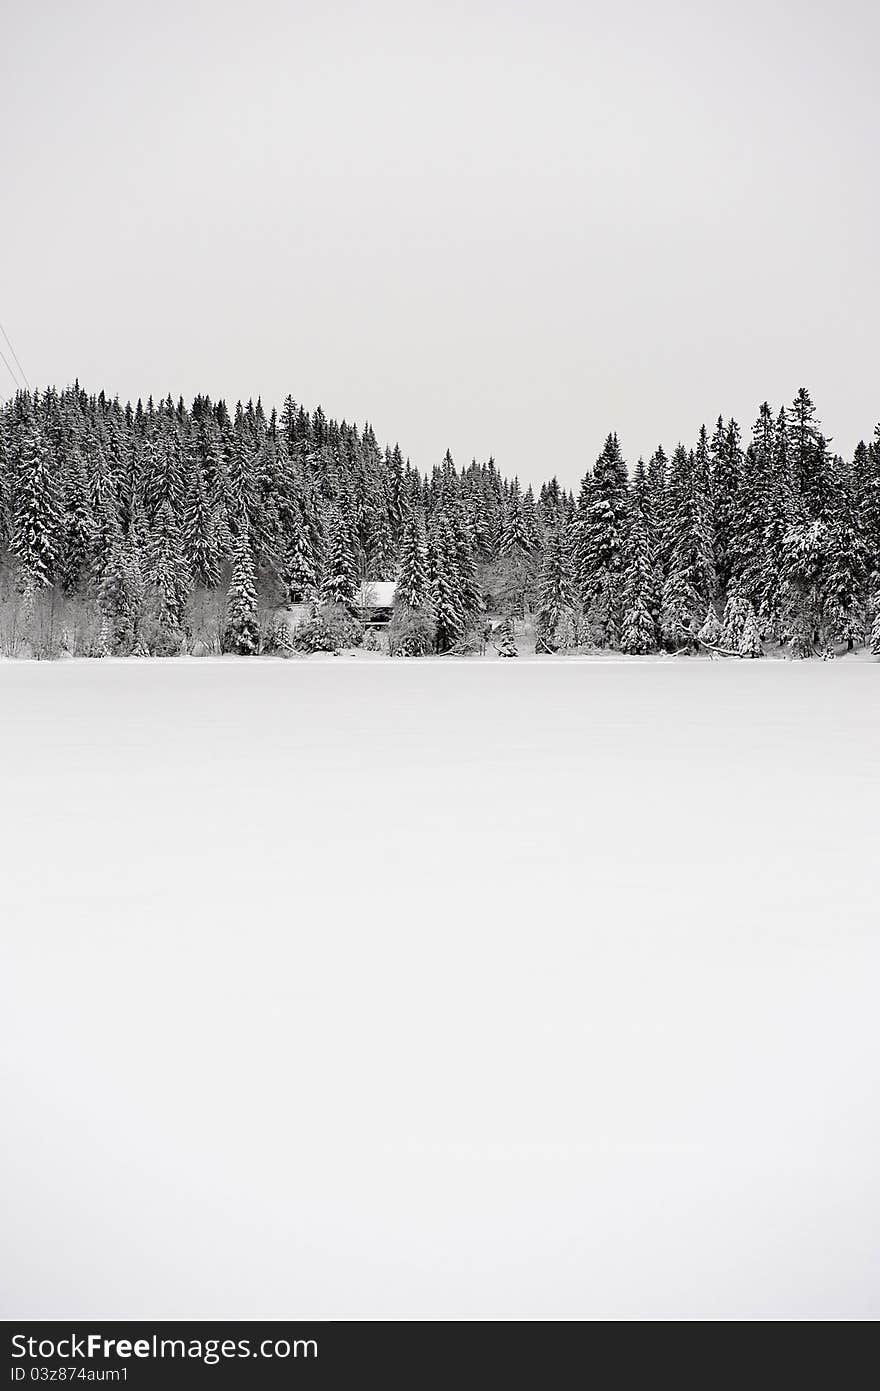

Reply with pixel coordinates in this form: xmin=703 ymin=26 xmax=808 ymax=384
xmin=1 ymin=382 xmax=879 ymax=659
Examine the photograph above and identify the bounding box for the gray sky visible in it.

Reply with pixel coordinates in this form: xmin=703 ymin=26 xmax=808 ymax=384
xmin=2 ymin=0 xmax=878 ymax=485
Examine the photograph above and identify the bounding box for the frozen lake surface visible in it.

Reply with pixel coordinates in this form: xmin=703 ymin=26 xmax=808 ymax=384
xmin=2 ymin=658 xmax=878 ymax=1318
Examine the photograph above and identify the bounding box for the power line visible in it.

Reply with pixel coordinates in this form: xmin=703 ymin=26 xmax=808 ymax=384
xmin=0 ymin=343 xmax=21 ymax=393
xmin=0 ymin=317 xmax=29 ymax=391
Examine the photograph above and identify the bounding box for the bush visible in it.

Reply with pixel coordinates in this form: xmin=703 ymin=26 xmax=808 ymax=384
xmin=388 ymin=605 xmax=435 ymax=656
xmin=262 ymin=613 xmax=294 ymax=655
xmin=70 ymin=601 xmax=104 ymax=658
xmin=697 ymin=607 xmax=723 ymax=649
xmin=291 ymin=614 xmax=337 ymax=652
xmin=140 ymin=615 xmax=185 ymax=657
xmin=448 ymin=629 xmax=483 ymax=655
xmin=292 ymin=603 xmax=364 ymax=654
xmin=186 ymin=587 xmax=226 ymax=655
xmin=24 ymin=587 xmax=67 ymax=660
xmin=321 ymin=603 xmax=364 ymax=648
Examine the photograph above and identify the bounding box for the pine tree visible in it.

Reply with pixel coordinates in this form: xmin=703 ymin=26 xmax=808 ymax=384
xmin=91 ymin=488 xmax=124 ymax=586
xmin=58 ymin=447 xmax=95 ymax=594
xmin=710 ymin=416 xmax=742 ymax=590
xmin=321 ymin=510 xmax=357 ymax=607
xmin=452 ymin=514 xmax=483 ymax=619
xmin=522 ymin=485 xmax=540 ymax=550
xmin=496 ymin=620 xmax=518 ymax=657
xmin=225 ymin=535 xmax=260 ymax=655
xmin=143 ymin=421 xmax=185 ymax=524
xmin=429 ymin=515 xmax=464 ymax=652
xmin=578 ymin=433 xmax=630 ymax=644
xmin=788 ymin=388 xmax=826 ymax=515
xmin=12 ymin=405 xmax=61 ymax=590
xmin=182 ymin=462 xmax=219 ymax=588
xmin=858 ymin=427 xmax=880 ymax=582
xmin=823 ymin=508 xmax=868 ymax=649
xmin=536 ymin=525 xmax=575 ymax=646
xmin=195 ymin=410 xmax=229 ymax=517
xmin=734 ymin=405 xmax=774 ymax=599
xmin=620 ymin=491 xmax=660 ymax=655
xmin=698 ymin=605 xmax=723 ymax=648
xmin=145 ymin=501 xmax=190 ymax=635
xmin=500 ymin=479 xmax=533 ymax=556
xmin=280 ymin=505 xmax=318 ymax=602
xmin=737 ymin=406 xmax=797 ymax=634
xmin=646 ymin=446 xmax=668 ymax=566
xmin=396 ymin=511 xmax=429 ymax=609
xmin=781 ymin=520 xmax=828 ymax=652
xmin=659 ymin=446 xmax=716 ymax=647
xmin=739 ymin=605 xmax=763 ymax=658
xmin=96 ymin=539 xmax=132 ymax=655
xmin=227 ymin=424 xmax=258 ymax=541
xmin=719 ymin=592 xmax=750 ymax=650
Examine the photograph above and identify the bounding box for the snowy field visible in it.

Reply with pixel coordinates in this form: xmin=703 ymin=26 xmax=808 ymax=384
xmin=2 ymin=658 xmax=878 ymax=1320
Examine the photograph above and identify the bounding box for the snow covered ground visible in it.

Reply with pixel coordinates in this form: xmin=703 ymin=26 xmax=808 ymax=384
xmin=2 ymin=657 xmax=878 ymax=1319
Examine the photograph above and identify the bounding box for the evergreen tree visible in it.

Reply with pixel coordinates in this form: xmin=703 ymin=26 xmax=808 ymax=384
xmin=321 ymin=510 xmax=357 ymax=606
xmin=396 ymin=511 xmax=429 ymax=609
xmin=788 ymin=388 xmax=835 ymax=521
xmin=710 ymin=416 xmax=742 ymax=590
xmin=500 ymin=479 xmax=533 ymax=556
xmin=143 ymin=422 xmax=184 ymax=524
xmin=578 ymin=433 xmax=629 ymax=643
xmin=646 ymin=446 xmax=668 ymax=566
xmin=182 ymin=462 xmax=219 ymax=588
xmin=697 ymin=605 xmax=723 ymax=648
xmin=145 ymin=501 xmax=190 ymax=633
xmin=227 ymin=424 xmax=259 ymax=541
xmin=280 ymin=505 xmax=318 ymax=602
xmin=858 ymin=427 xmax=880 ymax=582
xmin=195 ymin=410 xmax=229 ymax=516
xmin=452 ymin=514 xmax=483 ymax=619
xmin=496 ymin=619 xmax=518 ymax=657
xmin=58 ymin=447 xmax=95 ymax=594
xmin=620 ymin=489 xmax=660 ymax=655
xmin=781 ymin=520 xmax=829 ymax=652
xmin=739 ymin=406 xmax=797 ymax=633
xmin=659 ymin=447 xmax=716 ymax=646
xmin=536 ymin=525 xmax=575 ymax=647
xmin=97 ymin=537 xmax=140 ymax=655
xmin=429 ymin=515 xmax=464 ymax=652
xmin=91 ymin=488 xmax=124 ymax=586
xmin=739 ymin=605 xmax=763 ymax=658
xmin=12 ymin=404 xmax=61 ymax=589
xmin=823 ymin=508 xmax=868 ymax=649
xmin=719 ymin=592 xmax=750 ymax=650
xmin=225 ymin=534 xmax=260 ymax=655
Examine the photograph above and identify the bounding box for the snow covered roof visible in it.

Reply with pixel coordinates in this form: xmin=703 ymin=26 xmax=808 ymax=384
xmin=358 ymin=580 xmax=397 ymax=608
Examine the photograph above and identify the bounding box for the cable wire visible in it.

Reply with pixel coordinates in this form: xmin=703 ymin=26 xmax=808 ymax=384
xmin=0 ymin=342 xmax=22 ymax=392
xmin=0 ymin=317 xmax=29 ymax=390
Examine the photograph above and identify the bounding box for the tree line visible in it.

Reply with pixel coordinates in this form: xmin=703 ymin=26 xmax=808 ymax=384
xmin=0 ymin=382 xmax=878 ymax=658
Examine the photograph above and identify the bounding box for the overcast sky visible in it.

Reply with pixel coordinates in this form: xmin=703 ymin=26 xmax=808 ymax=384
xmin=1 ymin=0 xmax=878 ymax=486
